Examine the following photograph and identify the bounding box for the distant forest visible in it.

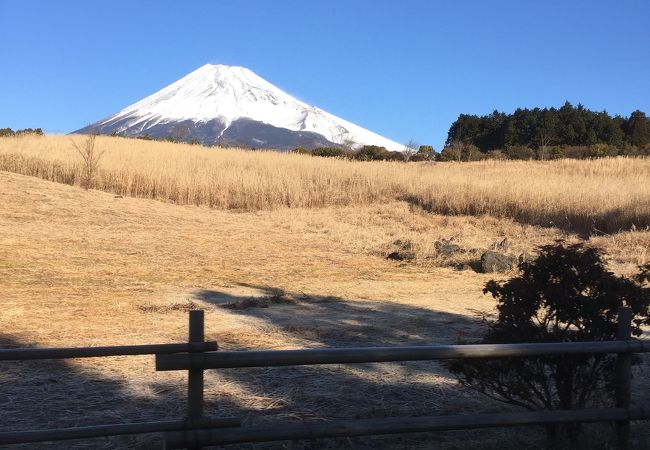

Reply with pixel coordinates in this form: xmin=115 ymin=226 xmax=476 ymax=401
xmin=444 ymin=102 xmax=650 ymax=160
xmin=0 ymin=127 xmax=43 ymax=137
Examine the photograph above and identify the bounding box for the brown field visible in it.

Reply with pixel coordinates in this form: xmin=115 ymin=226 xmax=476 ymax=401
xmin=1 ymin=135 xmax=649 ymax=449
xmin=1 ymin=135 xmax=649 ymax=233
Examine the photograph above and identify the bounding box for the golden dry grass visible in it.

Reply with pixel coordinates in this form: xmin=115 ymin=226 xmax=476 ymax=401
xmin=1 ymin=172 xmax=648 ymax=445
xmin=1 ymin=134 xmax=649 ymax=233
xmin=1 ymin=135 xmax=649 ymax=448
xmin=0 ymin=171 xmax=509 ymax=449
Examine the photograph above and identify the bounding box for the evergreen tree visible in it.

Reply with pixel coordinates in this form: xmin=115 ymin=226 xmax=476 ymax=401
xmin=626 ymin=110 xmax=650 ymax=147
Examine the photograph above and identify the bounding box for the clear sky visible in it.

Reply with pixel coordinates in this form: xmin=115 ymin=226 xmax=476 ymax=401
xmin=1 ymin=0 xmax=649 ymax=149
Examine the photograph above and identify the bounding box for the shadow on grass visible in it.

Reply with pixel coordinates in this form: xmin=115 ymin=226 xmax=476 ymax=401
xmin=399 ymin=194 xmax=650 ymax=238
xmin=194 ymin=284 xmax=481 ymax=348
xmin=5 ymin=283 xmax=635 ymax=449
xmin=190 ymin=286 xmax=538 ymax=449
xmin=0 ymin=335 xmax=167 ymax=449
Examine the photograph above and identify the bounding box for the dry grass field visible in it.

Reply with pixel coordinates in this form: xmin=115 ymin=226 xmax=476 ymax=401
xmin=1 ymin=135 xmax=649 ymax=449
xmin=1 ymin=135 xmax=649 ymax=233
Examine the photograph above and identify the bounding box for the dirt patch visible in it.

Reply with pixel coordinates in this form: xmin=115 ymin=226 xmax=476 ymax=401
xmin=137 ymin=299 xmax=202 ymax=313
xmin=221 ymin=293 xmax=298 ymax=310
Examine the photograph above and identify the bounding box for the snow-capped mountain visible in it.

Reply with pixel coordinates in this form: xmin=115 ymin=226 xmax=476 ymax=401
xmin=75 ymin=64 xmax=402 ymax=151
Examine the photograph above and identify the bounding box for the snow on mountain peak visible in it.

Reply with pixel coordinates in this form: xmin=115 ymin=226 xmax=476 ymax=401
xmin=81 ymin=64 xmax=403 ymax=151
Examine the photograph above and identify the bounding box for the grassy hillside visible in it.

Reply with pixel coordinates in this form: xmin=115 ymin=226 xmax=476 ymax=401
xmin=1 ymin=134 xmax=649 ymax=233
xmin=1 ymin=141 xmax=649 ymax=447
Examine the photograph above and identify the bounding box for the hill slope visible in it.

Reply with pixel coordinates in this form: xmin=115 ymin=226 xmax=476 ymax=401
xmin=2 ymin=135 xmax=649 ymax=235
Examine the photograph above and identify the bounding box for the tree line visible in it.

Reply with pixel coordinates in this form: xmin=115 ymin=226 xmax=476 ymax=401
xmin=296 ymin=103 xmax=650 ymax=162
xmin=0 ymin=127 xmax=44 ymax=137
xmin=292 ymin=145 xmax=435 ymax=162
xmin=444 ymin=102 xmax=650 ymax=160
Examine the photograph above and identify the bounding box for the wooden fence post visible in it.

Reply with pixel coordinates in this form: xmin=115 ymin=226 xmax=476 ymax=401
xmin=187 ymin=310 xmax=205 ymax=450
xmin=615 ymin=306 xmax=632 ymax=450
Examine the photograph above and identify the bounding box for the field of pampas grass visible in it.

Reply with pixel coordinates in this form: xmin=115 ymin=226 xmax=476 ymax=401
xmin=2 ymin=136 xmax=650 ymax=450
xmin=1 ymin=134 xmax=649 ymax=233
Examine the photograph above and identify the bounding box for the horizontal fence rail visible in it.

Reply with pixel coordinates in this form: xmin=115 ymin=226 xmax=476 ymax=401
xmin=163 ymin=408 xmax=650 ymax=449
xmin=0 ymin=341 xmax=218 ymax=361
xmin=2 ymin=307 xmax=649 ymax=449
xmin=0 ymin=417 xmax=240 ymax=445
xmin=156 ymin=340 xmax=650 ymax=371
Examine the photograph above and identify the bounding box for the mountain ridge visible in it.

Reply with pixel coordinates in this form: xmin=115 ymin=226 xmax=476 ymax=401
xmin=75 ymin=64 xmax=402 ymax=151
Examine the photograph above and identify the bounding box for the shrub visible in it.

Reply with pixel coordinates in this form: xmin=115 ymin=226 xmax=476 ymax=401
xmin=562 ymin=146 xmax=593 ymax=159
xmin=449 ymin=242 xmax=650 ymax=445
xmin=386 ymin=151 xmax=406 ymax=161
xmin=0 ymin=128 xmax=15 ymax=137
xmin=417 ymin=145 xmax=436 ymax=161
xmin=485 ymin=149 xmax=506 ymax=160
xmin=590 ymin=143 xmax=619 ymax=158
xmin=504 ymin=145 xmax=535 ymax=160
xmin=547 ymin=146 xmax=565 ymax=160
xmin=72 ymin=135 xmax=105 ymax=189
xmin=438 ymin=146 xmax=462 ymax=161
xmin=165 ymin=135 xmax=179 ymax=143
xmin=312 ymin=147 xmax=346 ymax=158
xmin=618 ymin=143 xmax=641 ymax=157
xmin=461 ymin=144 xmax=484 ymax=161
xmin=402 ymin=139 xmax=418 ymax=161
xmin=354 ymin=145 xmax=389 ymax=161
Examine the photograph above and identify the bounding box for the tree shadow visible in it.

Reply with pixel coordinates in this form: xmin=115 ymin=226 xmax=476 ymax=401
xmin=0 ymin=335 xmax=172 ymax=449
xmin=194 ymin=284 xmax=482 ymax=348
xmin=0 ymin=291 xmax=526 ymax=450
xmin=190 ymin=285 xmax=650 ymax=449
xmin=5 ymin=281 xmax=641 ymax=449
xmin=189 ymin=285 xmax=545 ymax=448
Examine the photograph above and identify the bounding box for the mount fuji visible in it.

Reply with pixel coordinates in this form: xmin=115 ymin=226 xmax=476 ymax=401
xmin=75 ymin=64 xmax=402 ymax=151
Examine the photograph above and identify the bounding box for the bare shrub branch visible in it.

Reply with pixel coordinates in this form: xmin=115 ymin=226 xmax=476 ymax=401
xmin=72 ymin=135 xmax=104 ymax=189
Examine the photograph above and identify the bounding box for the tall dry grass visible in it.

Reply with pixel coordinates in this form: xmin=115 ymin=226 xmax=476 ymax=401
xmin=1 ymin=134 xmax=649 ymax=233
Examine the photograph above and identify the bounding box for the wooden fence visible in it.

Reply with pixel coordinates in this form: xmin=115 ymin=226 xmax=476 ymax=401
xmin=0 ymin=308 xmax=648 ymax=449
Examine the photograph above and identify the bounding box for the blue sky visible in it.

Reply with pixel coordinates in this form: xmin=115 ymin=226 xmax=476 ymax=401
xmin=1 ymin=0 xmax=649 ymax=149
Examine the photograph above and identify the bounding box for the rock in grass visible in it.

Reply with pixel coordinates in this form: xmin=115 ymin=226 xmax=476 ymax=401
xmin=480 ymin=250 xmax=518 ymax=273
xmin=434 ymin=239 xmax=463 ymax=257
xmin=387 ymin=239 xmax=417 ymax=261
